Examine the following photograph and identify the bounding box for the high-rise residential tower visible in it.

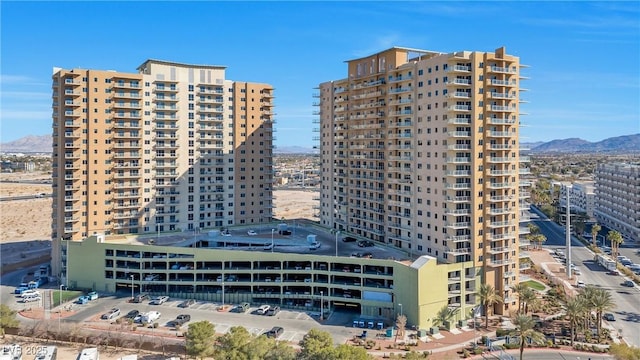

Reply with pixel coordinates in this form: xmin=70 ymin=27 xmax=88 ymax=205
xmin=316 ymin=47 xmax=529 ymax=314
xmin=51 ymin=60 xmax=275 ymax=279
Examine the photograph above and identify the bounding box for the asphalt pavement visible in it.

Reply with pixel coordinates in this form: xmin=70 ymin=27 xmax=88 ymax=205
xmin=529 ymin=206 xmax=640 ymax=347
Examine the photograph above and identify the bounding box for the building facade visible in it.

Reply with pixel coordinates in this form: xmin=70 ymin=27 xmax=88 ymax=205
xmin=315 ymin=47 xmax=529 ymax=314
xmin=51 ymin=60 xmax=275 ymax=279
xmin=558 ymin=181 xmax=596 ymax=221
xmin=594 ymin=163 xmax=640 ymax=243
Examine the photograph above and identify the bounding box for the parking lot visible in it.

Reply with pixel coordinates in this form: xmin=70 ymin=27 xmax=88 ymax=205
xmin=32 ymin=292 xmax=364 ymax=345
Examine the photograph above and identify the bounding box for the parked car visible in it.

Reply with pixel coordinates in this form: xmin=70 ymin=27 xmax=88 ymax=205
xmin=150 ymin=296 xmax=169 ymax=305
xmin=576 ymin=280 xmax=586 ymax=288
xmin=247 ymin=230 xmax=257 ymax=236
xmin=133 ymin=294 xmax=150 ymax=303
xmin=265 ymin=326 xmax=284 ymax=338
xmin=170 ymin=314 xmax=191 ymax=327
xmin=124 ymin=310 xmax=140 ymax=320
xmin=342 ymin=236 xmax=357 ymax=243
xmin=358 ymin=240 xmax=374 ymax=248
xmin=23 ymin=294 xmax=41 ymax=303
xmin=622 ymin=280 xmax=635 ymax=287
xmin=255 ymin=305 xmax=270 ymax=315
xmin=266 ymin=306 xmax=280 ymax=316
xmin=140 ymin=311 xmax=161 ymax=324
xmin=101 ymin=308 xmax=121 ymax=320
xmin=232 ymin=303 xmax=250 ymax=313
xmin=179 ymin=299 xmax=196 ymax=308
xmin=607 ymin=270 xmax=620 ymax=276
xmin=603 ymin=313 xmax=615 ymax=321
xmin=20 ymin=289 xmax=40 ymax=298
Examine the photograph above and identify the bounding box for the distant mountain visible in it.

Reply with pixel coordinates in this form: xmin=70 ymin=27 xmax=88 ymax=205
xmin=521 ymin=141 xmax=544 ymax=150
xmin=530 ymin=134 xmax=640 ymax=153
xmin=275 ymin=146 xmax=316 ymax=154
xmin=0 ymin=135 xmax=52 ymax=153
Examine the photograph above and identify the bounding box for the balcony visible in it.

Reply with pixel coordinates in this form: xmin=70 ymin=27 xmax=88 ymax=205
xmin=153 ymin=86 xmax=179 ymax=93
xmin=448 ymin=105 xmax=471 ymax=112
xmin=489 ymin=79 xmax=517 ymax=87
xmin=446 ymin=65 xmax=471 ymax=73
xmin=447 ymin=79 xmax=471 ymax=86
xmin=446 ymin=157 xmax=471 ymax=164
xmin=388 ymin=75 xmax=413 ymax=83
xmin=448 ymin=118 xmax=471 ymax=125
xmin=111 ymin=82 xmax=141 ymax=89
xmin=486 ymin=131 xmax=513 ymax=138
xmin=448 ymin=131 xmax=471 ymax=137
xmin=488 ymin=105 xmax=516 ymax=112
xmin=486 ymin=117 xmax=516 ymax=125
xmin=487 ymin=157 xmax=512 ymax=164
xmin=388 ymin=87 xmax=412 ymax=94
xmin=445 ymin=183 xmax=471 ymax=190
xmin=487 ymin=66 xmax=517 ymax=74
xmin=445 ymin=222 xmax=471 ymax=229
xmin=446 ymin=170 xmax=471 ymax=177
xmin=488 ymin=92 xmax=517 ymax=100
xmin=488 ymin=259 xmax=516 ymax=267
xmin=446 ymin=196 xmax=471 ymax=203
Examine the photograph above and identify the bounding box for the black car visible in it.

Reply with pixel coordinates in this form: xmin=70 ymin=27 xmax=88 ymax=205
xmin=179 ymin=299 xmax=196 ymax=308
xmin=266 ymin=306 xmax=280 ymax=316
xmin=265 ymin=326 xmax=284 ymax=338
xmin=170 ymin=314 xmax=191 ymax=327
xmin=124 ymin=309 xmax=140 ymax=319
xmin=342 ymin=236 xmax=357 ymax=243
xmin=358 ymin=240 xmax=374 ymax=248
xmin=133 ymin=294 xmax=150 ymax=303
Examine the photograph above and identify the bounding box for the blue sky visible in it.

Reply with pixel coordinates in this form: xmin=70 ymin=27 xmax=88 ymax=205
xmin=1 ymin=1 xmax=638 ymax=148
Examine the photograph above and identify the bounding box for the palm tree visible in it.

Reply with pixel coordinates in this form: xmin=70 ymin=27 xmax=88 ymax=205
xmin=433 ymin=305 xmax=459 ymax=330
xmin=511 ymin=283 xmax=528 ymax=313
xmin=590 ymin=223 xmax=601 ymax=247
xmin=510 ymin=314 xmax=546 ymax=360
xmin=565 ymin=296 xmax=587 ymax=346
xmin=519 ymin=287 xmax=538 ymax=314
xmin=607 ymin=230 xmax=624 ymax=262
xmin=591 ymin=288 xmax=615 ymax=339
xmin=529 ymin=233 xmax=547 ymax=250
xmin=478 ymin=284 xmax=503 ymax=328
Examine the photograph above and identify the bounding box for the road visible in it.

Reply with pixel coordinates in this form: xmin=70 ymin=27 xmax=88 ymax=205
xmin=529 ymin=206 xmax=640 ymax=347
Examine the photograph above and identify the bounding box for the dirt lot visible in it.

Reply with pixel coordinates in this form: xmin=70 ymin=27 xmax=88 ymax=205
xmin=0 ymin=171 xmax=318 ymax=270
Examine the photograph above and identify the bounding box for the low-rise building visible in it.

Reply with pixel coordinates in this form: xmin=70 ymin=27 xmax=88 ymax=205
xmin=67 ymin=231 xmax=477 ymax=329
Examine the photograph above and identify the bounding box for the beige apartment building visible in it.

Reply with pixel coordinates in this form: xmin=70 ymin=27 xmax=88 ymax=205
xmin=595 ymin=163 xmax=640 ymax=243
xmin=316 ymin=47 xmax=529 ymax=314
xmin=51 ymin=60 xmax=275 ymax=279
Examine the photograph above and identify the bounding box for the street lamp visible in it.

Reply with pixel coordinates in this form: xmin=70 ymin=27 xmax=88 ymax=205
xmin=58 ymin=284 xmax=64 ymax=332
xmin=335 ymin=231 xmax=341 ymax=257
xmin=320 ymin=290 xmax=324 ymax=320
xmin=399 ymin=303 xmax=403 ymax=317
xmin=271 ymin=229 xmax=275 ymax=253
xmin=130 ymin=274 xmax=134 ymax=300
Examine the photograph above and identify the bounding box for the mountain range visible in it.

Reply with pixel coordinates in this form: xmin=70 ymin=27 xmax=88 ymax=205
xmin=1 ymin=134 xmax=638 ymax=154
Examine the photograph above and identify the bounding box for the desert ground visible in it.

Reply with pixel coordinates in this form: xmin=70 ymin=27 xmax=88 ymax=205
xmin=0 ymin=171 xmax=318 ymax=245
